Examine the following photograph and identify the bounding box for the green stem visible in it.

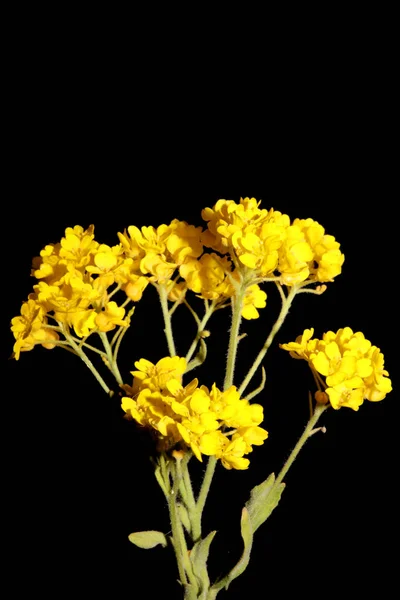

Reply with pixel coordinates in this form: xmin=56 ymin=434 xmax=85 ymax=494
xmin=224 ymin=286 xmax=246 ymax=390
xmin=196 ymin=456 xmax=217 ymax=519
xmin=158 ymin=283 xmax=177 ymax=357
xmin=238 ymin=285 xmax=297 ymax=396
xmin=99 ymin=331 xmax=123 ymax=385
xmin=62 ymin=327 xmax=111 ymax=395
xmin=185 ymin=301 xmax=216 ymax=364
xmin=275 ymin=403 xmax=328 ymax=486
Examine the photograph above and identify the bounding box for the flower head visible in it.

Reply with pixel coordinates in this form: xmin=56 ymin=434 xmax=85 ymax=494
xmin=281 ymin=328 xmax=392 ymax=410
xmin=121 ymin=356 xmax=268 ymax=469
xmin=11 ymin=298 xmax=59 ymax=359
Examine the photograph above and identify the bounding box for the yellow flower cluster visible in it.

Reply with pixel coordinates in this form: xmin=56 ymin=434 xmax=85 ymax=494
xmin=11 ymin=299 xmax=59 ymax=360
xmin=281 ymin=327 xmax=392 ymax=410
xmin=11 ymin=221 xmax=205 ymax=358
xmin=121 ymin=356 xmax=268 ymax=469
xmin=201 ymin=198 xmax=344 ymax=285
xmin=11 ymin=197 xmax=345 ymax=359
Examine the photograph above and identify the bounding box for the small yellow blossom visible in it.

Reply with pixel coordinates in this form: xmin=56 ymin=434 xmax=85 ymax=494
xmin=242 ymin=284 xmax=267 ymax=320
xmin=59 ymin=224 xmax=99 ymax=270
xmin=123 ymin=273 xmax=150 ymax=301
xmin=281 ymin=328 xmax=392 ymax=410
xmin=11 ymin=298 xmax=59 ymax=359
xmin=131 ymin=356 xmax=187 ymax=394
xmin=140 ymin=252 xmax=177 ymax=283
xmin=293 ymin=218 xmax=345 ymax=282
xmin=166 ymin=219 xmax=203 ymax=264
xmin=180 ymin=253 xmax=233 ymax=301
xmin=95 ymin=301 xmax=128 ymax=332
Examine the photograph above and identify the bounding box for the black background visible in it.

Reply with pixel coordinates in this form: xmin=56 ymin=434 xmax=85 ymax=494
xmin=3 ymin=39 xmax=397 ymax=598
xmin=4 ymin=183 xmax=397 ymax=599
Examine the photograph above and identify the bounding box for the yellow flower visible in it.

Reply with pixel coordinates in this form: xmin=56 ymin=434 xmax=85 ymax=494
xmin=11 ymin=298 xmax=59 ymax=360
xmin=123 ymin=273 xmax=150 ymax=301
xmin=293 ymin=218 xmax=345 ymax=282
xmin=59 ymin=224 xmax=99 ymax=270
xmin=95 ymin=301 xmax=128 ymax=332
xmin=166 ymin=219 xmax=203 ymax=264
xmin=34 ymin=278 xmax=102 ymax=337
xmin=201 ymin=198 xmax=270 ymax=253
xmin=364 ymin=346 xmax=393 ymax=401
xmin=140 ymin=252 xmax=177 ymax=283
xmin=242 ymin=284 xmax=267 ymax=320
xmin=131 ymin=356 xmax=187 ymax=393
xmin=281 ymin=328 xmax=392 ymax=410
xmin=167 ymin=281 xmax=187 ymax=303
xmin=180 ymin=253 xmax=233 ymax=301
xmin=278 ymin=225 xmax=314 ymax=285
xmin=117 ymin=226 xmax=147 ymax=269
xmin=279 ymin=328 xmax=315 ymax=359
xmin=202 ymin=198 xmax=290 ymax=276
xmin=326 ymin=384 xmax=365 ymax=410
xmin=71 ymin=310 xmax=97 ymax=337
xmin=219 ymin=437 xmax=250 ymax=470
xmin=86 ymin=244 xmax=124 ymax=287
xmin=32 ymin=243 xmax=66 ymax=284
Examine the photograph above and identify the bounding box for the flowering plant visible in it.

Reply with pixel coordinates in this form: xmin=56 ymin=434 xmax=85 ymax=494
xmin=11 ymin=198 xmax=391 ymax=598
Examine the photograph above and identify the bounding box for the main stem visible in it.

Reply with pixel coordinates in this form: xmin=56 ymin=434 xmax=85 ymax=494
xmin=196 ymin=282 xmax=246 ymax=533
xmin=224 ymin=285 xmax=246 ymax=390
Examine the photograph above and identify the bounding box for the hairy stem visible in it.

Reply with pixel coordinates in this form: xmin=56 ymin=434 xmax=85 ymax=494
xmin=158 ymin=283 xmax=177 ymax=357
xmin=238 ymin=285 xmax=297 ymax=396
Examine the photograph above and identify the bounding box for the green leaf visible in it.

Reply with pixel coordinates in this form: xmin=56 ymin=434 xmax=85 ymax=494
xmin=177 ymin=502 xmax=192 ymax=535
xmin=224 ymin=507 xmax=253 ymax=590
xmin=154 ymin=465 xmax=169 ymax=498
xmin=184 ymin=584 xmax=197 ymax=600
xmin=245 ymin=472 xmax=285 ymax=533
xmin=128 ymin=530 xmax=168 ymax=549
xmin=190 ymin=530 xmax=217 ymax=594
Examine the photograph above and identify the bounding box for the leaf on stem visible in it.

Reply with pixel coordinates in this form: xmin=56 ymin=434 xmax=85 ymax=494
xmin=154 ymin=465 xmax=169 ymax=498
xmin=177 ymin=502 xmax=192 ymax=535
xmin=128 ymin=530 xmax=168 ymax=549
xmin=189 ymin=530 xmax=217 ymax=593
xmin=224 ymin=508 xmax=253 ymax=590
xmin=245 ymin=472 xmax=285 ymax=533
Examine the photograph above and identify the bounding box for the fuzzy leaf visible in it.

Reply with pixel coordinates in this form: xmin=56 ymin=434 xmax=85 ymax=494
xmin=154 ymin=465 xmax=169 ymax=498
xmin=177 ymin=502 xmax=192 ymax=535
xmin=190 ymin=530 xmax=217 ymax=593
xmin=224 ymin=507 xmax=253 ymax=590
xmin=245 ymin=472 xmax=285 ymax=533
xmin=128 ymin=530 xmax=168 ymax=549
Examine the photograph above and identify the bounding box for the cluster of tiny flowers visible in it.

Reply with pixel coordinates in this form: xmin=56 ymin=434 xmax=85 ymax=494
xmin=201 ymin=197 xmax=345 ymax=285
xmin=280 ymin=327 xmax=392 ymax=410
xmin=121 ymin=357 xmax=268 ymax=469
xmin=12 ymin=209 xmax=279 ymax=359
xmin=10 ymin=222 xmax=203 ymax=358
